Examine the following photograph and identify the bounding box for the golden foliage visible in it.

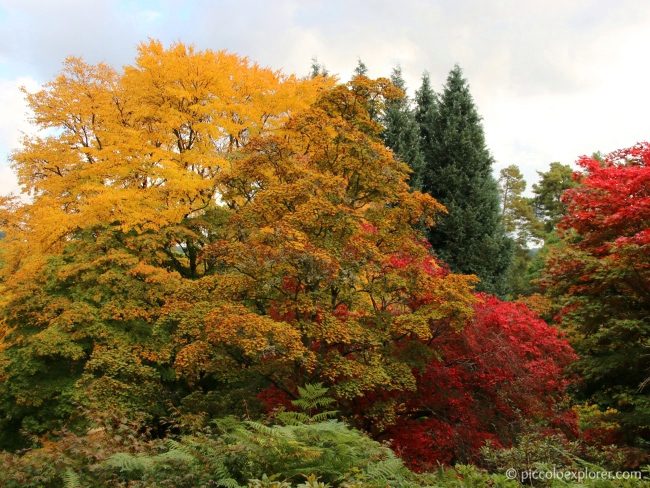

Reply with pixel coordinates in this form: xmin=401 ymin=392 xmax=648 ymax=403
xmin=9 ymin=40 xmax=330 ymax=252
xmin=206 ymin=304 xmax=313 ymax=364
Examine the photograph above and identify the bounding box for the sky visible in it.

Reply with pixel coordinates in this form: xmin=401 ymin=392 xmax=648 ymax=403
xmin=1 ymin=0 xmax=649 ymax=196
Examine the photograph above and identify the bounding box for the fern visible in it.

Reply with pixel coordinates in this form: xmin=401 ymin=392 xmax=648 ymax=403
xmin=276 ymin=383 xmax=338 ymax=425
xmin=292 ymin=384 xmax=336 ymax=415
xmin=274 ymin=411 xmax=310 ymax=425
xmin=247 ymin=474 xmax=292 ymax=487
xmin=309 ymin=411 xmax=338 ymax=423
xmin=104 ymin=452 xmax=154 ymax=473
xmin=217 ymin=478 xmax=244 ymax=488
xmin=365 ymin=456 xmax=407 ymax=481
xmin=214 ymin=459 xmax=244 ymax=488
xmin=245 ymin=420 xmax=291 ymax=440
xmin=154 ymin=447 xmax=196 ymax=465
xmin=62 ymin=469 xmax=81 ymax=488
xmin=87 ymin=401 xmax=427 ymax=487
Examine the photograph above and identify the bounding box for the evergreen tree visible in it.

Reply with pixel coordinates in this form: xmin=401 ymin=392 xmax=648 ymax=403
xmin=417 ymin=65 xmax=512 ymax=295
xmin=309 ymin=57 xmax=328 ymax=78
xmin=498 ymin=164 xmax=539 ymax=246
xmin=353 ymin=58 xmax=368 ymax=77
xmin=498 ymin=164 xmax=541 ymax=297
xmin=414 ymin=73 xmax=437 ymax=166
xmin=532 ymin=161 xmax=577 ymax=235
xmin=382 ymin=67 xmax=425 ymax=189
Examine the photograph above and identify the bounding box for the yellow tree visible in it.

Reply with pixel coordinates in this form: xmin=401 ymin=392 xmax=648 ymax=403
xmin=8 ymin=40 xmax=328 ymax=275
xmin=0 ymin=41 xmax=329 ymax=445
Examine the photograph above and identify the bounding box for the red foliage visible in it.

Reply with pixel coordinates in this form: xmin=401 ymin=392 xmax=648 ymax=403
xmin=390 ymin=418 xmax=457 ymax=466
xmin=386 ymin=253 xmax=414 ymax=269
xmin=281 ymin=276 xmax=301 ymax=294
xmin=560 ymin=142 xmax=650 ymax=255
xmin=256 ymin=385 xmax=294 ymax=412
xmin=332 ymin=303 xmax=350 ymax=320
xmin=385 ymin=251 xmax=447 ymax=277
xmin=268 ymin=303 xmax=297 ymax=323
xmin=384 ymin=295 xmax=577 ymax=471
xmin=359 ymin=221 xmax=379 ymax=234
xmin=582 ymin=427 xmax=622 ymax=447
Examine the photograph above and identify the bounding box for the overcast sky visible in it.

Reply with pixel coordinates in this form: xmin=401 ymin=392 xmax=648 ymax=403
xmin=1 ymin=0 xmax=649 ymax=196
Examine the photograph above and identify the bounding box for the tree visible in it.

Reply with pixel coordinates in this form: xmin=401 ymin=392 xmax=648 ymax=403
xmin=353 ymin=58 xmax=368 ymax=77
xmin=414 ymin=73 xmax=436 ymax=168
xmin=382 ymin=67 xmax=425 ymax=189
xmin=417 ymin=65 xmax=512 ymax=295
xmin=498 ymin=161 xmax=576 ymax=299
xmin=498 ymin=164 xmax=542 ymax=296
xmin=533 ymin=162 xmax=577 ymax=236
xmin=498 ymin=164 xmax=537 ymax=245
xmin=310 ymin=57 xmax=328 ymax=78
xmin=0 ymin=41 xmax=332 ymax=445
xmin=170 ymin=75 xmax=477 ymax=422
xmin=366 ymin=295 xmax=577 ymax=470
xmin=542 ymin=142 xmax=650 ymax=446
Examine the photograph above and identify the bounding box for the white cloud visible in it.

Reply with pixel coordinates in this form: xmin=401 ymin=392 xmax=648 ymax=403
xmin=0 ymin=75 xmax=38 ymax=196
xmin=0 ymin=76 xmax=37 ymax=148
xmin=481 ymin=11 xmax=650 ymax=189
xmin=0 ymin=164 xmax=20 ymax=195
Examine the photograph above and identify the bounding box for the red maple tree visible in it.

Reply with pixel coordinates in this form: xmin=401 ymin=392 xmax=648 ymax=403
xmin=384 ymin=294 xmax=577 ymax=470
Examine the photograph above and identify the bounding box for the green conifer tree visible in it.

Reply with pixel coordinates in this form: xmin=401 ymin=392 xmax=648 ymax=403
xmin=309 ymin=57 xmax=328 ymax=78
xmin=354 ymin=58 xmax=368 ymax=77
xmin=417 ymin=65 xmax=512 ymax=295
xmin=382 ymin=67 xmax=425 ymax=189
xmin=414 ymin=73 xmax=437 ymax=166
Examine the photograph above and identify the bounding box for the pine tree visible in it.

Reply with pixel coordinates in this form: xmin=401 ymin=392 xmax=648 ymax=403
xmin=354 ymin=58 xmax=368 ymax=77
xmin=417 ymin=65 xmax=512 ymax=295
xmin=382 ymin=67 xmax=425 ymax=189
xmin=498 ymin=164 xmax=541 ymax=297
xmin=498 ymin=164 xmax=539 ymax=246
xmin=310 ymin=57 xmax=328 ymax=78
